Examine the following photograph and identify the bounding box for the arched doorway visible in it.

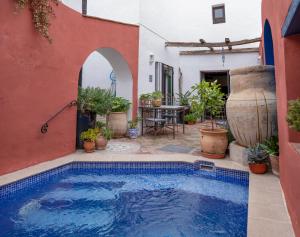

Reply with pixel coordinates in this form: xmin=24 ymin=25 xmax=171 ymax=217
xmin=76 ymin=48 xmax=134 ymax=148
xmin=264 ymin=20 xmax=275 ymax=65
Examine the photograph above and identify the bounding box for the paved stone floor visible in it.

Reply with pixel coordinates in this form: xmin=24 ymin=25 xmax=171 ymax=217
xmin=110 ymin=123 xmax=202 ymax=154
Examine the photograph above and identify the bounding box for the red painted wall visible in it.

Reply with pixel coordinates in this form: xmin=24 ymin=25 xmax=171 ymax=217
xmin=0 ymin=0 xmax=139 ymax=175
xmin=262 ymin=0 xmax=300 ymax=235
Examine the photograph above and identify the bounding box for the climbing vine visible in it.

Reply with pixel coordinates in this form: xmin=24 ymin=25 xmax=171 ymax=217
xmin=16 ymin=0 xmax=59 ymax=43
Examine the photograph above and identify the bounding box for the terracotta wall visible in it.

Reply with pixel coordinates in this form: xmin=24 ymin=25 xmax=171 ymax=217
xmin=262 ymin=0 xmax=300 ymax=235
xmin=0 ymin=0 xmax=139 ymax=175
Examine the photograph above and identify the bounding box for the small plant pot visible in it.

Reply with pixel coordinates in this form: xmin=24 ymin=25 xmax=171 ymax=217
xmin=96 ymin=135 xmax=108 ymax=150
xmin=270 ymin=155 xmax=279 ymax=176
xmin=249 ymin=163 xmax=268 ymax=174
xmin=128 ymin=128 xmax=139 ymax=139
xmin=83 ymin=141 xmax=95 ymax=153
xmin=187 ymin=121 xmax=196 ymax=125
xmin=152 ymin=99 xmax=162 ymax=107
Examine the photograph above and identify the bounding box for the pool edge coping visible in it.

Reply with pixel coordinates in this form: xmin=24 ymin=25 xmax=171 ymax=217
xmin=0 ymin=152 xmax=295 ymax=237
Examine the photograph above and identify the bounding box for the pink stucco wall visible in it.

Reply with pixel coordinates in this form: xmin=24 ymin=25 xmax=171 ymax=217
xmin=0 ymin=0 xmax=139 ymax=175
xmin=262 ymin=0 xmax=300 ymax=235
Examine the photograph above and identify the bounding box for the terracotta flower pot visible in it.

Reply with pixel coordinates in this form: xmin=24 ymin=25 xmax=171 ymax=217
xmin=152 ymin=99 xmax=162 ymax=107
xmin=83 ymin=141 xmax=95 ymax=153
xmin=187 ymin=121 xmax=196 ymax=125
xmin=249 ymin=163 xmax=268 ymax=174
xmin=199 ymin=128 xmax=228 ymax=159
xmin=270 ymin=155 xmax=279 ymax=176
xmin=108 ymin=112 xmax=128 ymax=138
xmin=96 ymin=135 xmax=108 ymax=150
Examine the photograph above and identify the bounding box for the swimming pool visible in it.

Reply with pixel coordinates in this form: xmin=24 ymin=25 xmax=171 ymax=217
xmin=0 ymin=161 xmax=249 ymax=237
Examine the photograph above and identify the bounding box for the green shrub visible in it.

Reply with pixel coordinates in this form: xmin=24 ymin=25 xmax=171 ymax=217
xmin=287 ymin=98 xmax=300 ymax=132
xmin=261 ymin=136 xmax=279 ymax=156
xmin=101 ymin=127 xmax=112 ymax=141
xmin=190 ymin=80 xmax=225 ymax=130
xmin=177 ymin=91 xmax=191 ymax=106
xmin=80 ymin=129 xmax=97 ymax=142
xmin=152 ymin=91 xmax=163 ymax=100
xmin=128 ymin=117 xmax=141 ymax=129
xmin=77 ymin=87 xmax=113 ymax=115
xmin=139 ymin=93 xmax=152 ymax=100
xmin=111 ymin=97 xmax=131 ymax=112
xmin=184 ymin=113 xmax=198 ymax=122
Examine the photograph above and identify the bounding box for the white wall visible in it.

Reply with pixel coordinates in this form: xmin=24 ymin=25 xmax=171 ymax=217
xmin=180 ymin=53 xmax=260 ymax=93
xmin=63 ymin=0 xmax=262 ymax=100
xmin=82 ymin=52 xmax=113 ymax=89
xmin=62 ymin=0 xmax=139 ymax=25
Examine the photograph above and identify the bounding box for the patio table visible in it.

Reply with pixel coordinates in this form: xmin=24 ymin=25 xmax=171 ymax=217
xmin=139 ymin=105 xmax=187 ymax=139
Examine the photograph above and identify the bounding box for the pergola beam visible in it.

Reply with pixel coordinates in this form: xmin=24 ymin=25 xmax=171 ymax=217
xmin=199 ymin=38 xmax=214 ymax=51
xmin=179 ymin=47 xmax=259 ymax=55
xmin=165 ymin=37 xmax=261 ymax=48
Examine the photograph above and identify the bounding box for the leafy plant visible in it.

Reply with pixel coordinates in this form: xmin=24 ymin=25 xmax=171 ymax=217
xmin=184 ymin=113 xmax=198 ymax=123
xmin=16 ymin=0 xmax=59 ymax=43
xmin=111 ymin=97 xmax=131 ymax=112
xmin=80 ymin=129 xmax=97 ymax=142
xmin=95 ymin=121 xmax=106 ymax=129
xmin=128 ymin=117 xmax=141 ymax=129
xmin=77 ymin=87 xmax=113 ymax=115
xmin=261 ymin=136 xmax=279 ymax=156
xmin=247 ymin=144 xmax=269 ymax=164
xmin=287 ymin=98 xmax=300 ymax=132
xmin=139 ymin=93 xmax=152 ymax=100
xmin=177 ymin=91 xmax=191 ymax=106
xmin=101 ymin=127 xmax=112 ymax=141
xmin=152 ymin=91 xmax=163 ymax=100
xmin=190 ymin=80 xmax=225 ymax=130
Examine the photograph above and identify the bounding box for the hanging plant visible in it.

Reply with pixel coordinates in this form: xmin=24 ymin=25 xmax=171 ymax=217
xmin=15 ymin=0 xmax=59 ymax=43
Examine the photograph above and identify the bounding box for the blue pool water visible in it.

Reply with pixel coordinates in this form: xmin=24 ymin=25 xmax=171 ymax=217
xmin=0 ymin=163 xmax=248 ymax=237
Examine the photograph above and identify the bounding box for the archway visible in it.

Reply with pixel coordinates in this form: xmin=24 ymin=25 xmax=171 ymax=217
xmin=76 ymin=48 xmax=134 ymax=147
xmin=264 ymin=20 xmax=275 ymax=65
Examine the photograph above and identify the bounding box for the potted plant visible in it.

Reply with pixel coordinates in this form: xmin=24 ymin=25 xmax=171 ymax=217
xmin=247 ymin=144 xmax=269 ymax=174
xmin=190 ymin=80 xmax=228 ymax=159
xmin=128 ymin=117 xmax=140 ymax=139
xmin=95 ymin=121 xmax=108 ymax=150
xmin=287 ymin=98 xmax=300 ymax=132
xmin=152 ymin=91 xmax=163 ymax=107
xmin=184 ymin=113 xmax=198 ymax=125
xmin=177 ymin=91 xmax=191 ymax=123
xmin=80 ymin=128 xmax=97 ymax=153
xmin=108 ymin=97 xmax=131 ymax=138
xmin=261 ymin=136 xmax=279 ymax=176
xmin=140 ymin=93 xmax=152 ymax=107
xmin=77 ymin=87 xmax=113 ymax=148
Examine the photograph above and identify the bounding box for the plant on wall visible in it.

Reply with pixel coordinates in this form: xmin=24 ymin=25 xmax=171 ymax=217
xmin=15 ymin=0 xmax=59 ymax=42
xmin=287 ymin=98 xmax=300 ymax=132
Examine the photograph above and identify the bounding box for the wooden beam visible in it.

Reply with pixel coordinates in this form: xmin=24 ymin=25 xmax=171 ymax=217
xmin=179 ymin=47 xmax=259 ymax=55
xmin=199 ymin=38 xmax=214 ymax=51
xmin=165 ymin=37 xmax=261 ymax=47
xmin=225 ymin=38 xmax=232 ymax=50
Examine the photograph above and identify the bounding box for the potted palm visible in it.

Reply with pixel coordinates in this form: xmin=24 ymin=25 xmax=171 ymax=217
xmin=108 ymin=97 xmax=131 ymax=138
xmin=128 ymin=117 xmax=140 ymax=139
xmin=190 ymin=80 xmax=228 ymax=159
xmin=80 ymin=129 xmax=97 ymax=153
xmin=261 ymin=136 xmax=279 ymax=176
xmin=184 ymin=113 xmax=198 ymax=125
xmin=152 ymin=91 xmax=163 ymax=107
xmin=247 ymin=144 xmax=269 ymax=174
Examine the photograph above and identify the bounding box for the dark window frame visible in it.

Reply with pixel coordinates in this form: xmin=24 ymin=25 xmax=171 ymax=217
xmin=212 ymin=4 xmax=226 ymax=24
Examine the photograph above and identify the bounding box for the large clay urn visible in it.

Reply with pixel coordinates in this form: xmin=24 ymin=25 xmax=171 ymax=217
xmin=227 ymin=65 xmax=277 ymax=147
xmin=108 ymin=112 xmax=128 ymax=138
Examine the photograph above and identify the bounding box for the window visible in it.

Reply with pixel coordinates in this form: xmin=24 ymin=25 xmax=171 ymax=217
xmin=212 ymin=4 xmax=225 ymax=24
